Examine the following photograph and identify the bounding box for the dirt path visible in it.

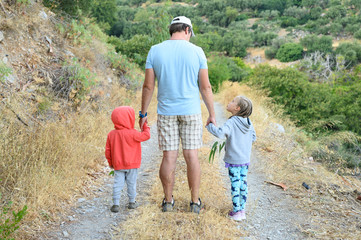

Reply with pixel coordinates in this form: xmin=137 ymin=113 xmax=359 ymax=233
xmin=42 ymin=102 xmax=310 ymax=239
xmin=214 ymin=102 xmax=309 ymax=239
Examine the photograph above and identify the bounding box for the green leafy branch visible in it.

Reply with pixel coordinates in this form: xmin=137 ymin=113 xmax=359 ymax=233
xmin=209 ymin=141 xmax=225 ymax=164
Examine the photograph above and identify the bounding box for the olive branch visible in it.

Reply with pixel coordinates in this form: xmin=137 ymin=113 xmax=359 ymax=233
xmin=209 ymin=141 xmax=225 ymax=164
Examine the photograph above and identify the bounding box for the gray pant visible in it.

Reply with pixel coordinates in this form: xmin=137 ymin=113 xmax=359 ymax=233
xmin=113 ymin=169 xmax=138 ymax=205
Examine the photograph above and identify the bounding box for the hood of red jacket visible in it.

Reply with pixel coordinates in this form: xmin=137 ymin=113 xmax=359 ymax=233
xmin=111 ymin=106 xmax=135 ymax=130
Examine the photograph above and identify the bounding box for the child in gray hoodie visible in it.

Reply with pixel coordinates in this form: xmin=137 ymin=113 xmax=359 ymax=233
xmin=206 ymin=96 xmax=256 ymax=221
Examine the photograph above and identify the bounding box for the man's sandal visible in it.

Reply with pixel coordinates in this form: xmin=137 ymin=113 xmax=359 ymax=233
xmin=190 ymin=198 xmax=204 ymax=214
xmin=161 ymin=197 xmax=174 ymax=212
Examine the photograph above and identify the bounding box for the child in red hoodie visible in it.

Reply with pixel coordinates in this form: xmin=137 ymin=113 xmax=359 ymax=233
xmin=105 ymin=106 xmax=150 ymax=212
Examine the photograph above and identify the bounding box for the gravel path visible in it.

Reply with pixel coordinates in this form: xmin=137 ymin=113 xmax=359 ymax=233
xmin=42 ymin=103 xmax=310 ymax=239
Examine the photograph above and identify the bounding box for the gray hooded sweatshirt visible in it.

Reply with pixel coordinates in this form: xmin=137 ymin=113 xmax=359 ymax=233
xmin=206 ymin=116 xmax=256 ymax=165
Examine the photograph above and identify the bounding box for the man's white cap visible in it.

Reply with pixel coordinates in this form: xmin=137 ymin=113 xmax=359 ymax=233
xmin=170 ymin=16 xmax=195 ymax=37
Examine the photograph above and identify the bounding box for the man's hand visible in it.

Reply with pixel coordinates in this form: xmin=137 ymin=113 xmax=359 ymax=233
xmin=139 ymin=116 xmax=148 ymax=129
xmin=206 ymin=115 xmax=216 ymax=127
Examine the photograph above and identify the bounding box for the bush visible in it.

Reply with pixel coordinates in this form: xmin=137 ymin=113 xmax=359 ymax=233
xmin=0 ymin=195 xmax=27 ymax=240
xmin=354 ymin=29 xmax=361 ymax=40
xmin=335 ymin=42 xmax=361 ymax=68
xmin=248 ymin=65 xmax=361 ymax=135
xmin=265 ymin=47 xmax=278 ymax=59
xmin=53 ymin=58 xmax=96 ymax=105
xmin=229 ymin=57 xmax=252 ymax=82
xmin=208 ymin=56 xmax=231 ymax=92
xmin=300 ymin=34 xmax=333 ymax=53
xmin=280 ymin=17 xmax=298 ymax=27
xmin=253 ymin=31 xmax=278 ymax=47
xmin=247 ymin=65 xmax=333 ymax=129
xmin=0 ymin=61 xmax=12 ymax=83
xmin=276 ymin=43 xmax=303 ymax=62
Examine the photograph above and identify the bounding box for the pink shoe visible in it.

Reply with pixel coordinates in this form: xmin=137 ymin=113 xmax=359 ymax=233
xmin=228 ymin=210 xmax=246 ymax=221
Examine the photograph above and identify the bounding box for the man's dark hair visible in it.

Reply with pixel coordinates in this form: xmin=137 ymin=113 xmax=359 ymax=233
xmin=169 ymin=23 xmax=190 ymax=36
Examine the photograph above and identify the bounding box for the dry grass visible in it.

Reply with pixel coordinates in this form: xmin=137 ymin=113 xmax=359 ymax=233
xmin=245 ymin=47 xmax=298 ymax=69
xmin=0 ymin=83 xmax=141 ymax=237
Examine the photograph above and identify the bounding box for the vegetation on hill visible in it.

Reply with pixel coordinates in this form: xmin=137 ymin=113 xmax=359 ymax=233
xmin=1 ymin=0 xmax=360 ymax=238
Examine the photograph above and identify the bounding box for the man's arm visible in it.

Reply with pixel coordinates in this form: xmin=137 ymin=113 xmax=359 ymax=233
xmin=139 ymin=68 xmax=155 ymax=129
xmin=199 ymin=68 xmax=216 ymax=126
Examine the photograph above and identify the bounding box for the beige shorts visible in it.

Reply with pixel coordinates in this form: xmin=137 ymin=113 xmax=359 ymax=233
xmin=157 ymin=114 xmax=203 ymax=151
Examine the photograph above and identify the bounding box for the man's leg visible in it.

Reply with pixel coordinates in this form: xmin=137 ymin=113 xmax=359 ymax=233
xmin=183 ymin=149 xmax=200 ymax=203
xmin=159 ymin=150 xmax=178 ymax=202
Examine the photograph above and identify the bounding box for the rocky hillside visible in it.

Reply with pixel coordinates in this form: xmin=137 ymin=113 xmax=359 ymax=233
xmin=1 ymin=2 xmax=144 ymax=239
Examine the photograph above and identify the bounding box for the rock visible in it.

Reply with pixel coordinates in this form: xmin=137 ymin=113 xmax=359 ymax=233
xmin=68 ymin=216 xmax=75 ymax=221
xmin=5 ymin=74 xmax=15 ymax=84
xmin=78 ymin=198 xmax=86 ymax=203
xmin=45 ymin=36 xmax=52 ymax=45
xmin=65 ymin=50 xmax=75 ymax=57
xmin=2 ymin=55 xmax=8 ymax=64
xmin=275 ymin=123 xmax=285 ymax=133
xmin=0 ymin=31 xmax=4 ymax=42
xmin=63 ymin=231 xmax=69 ymax=237
xmin=39 ymin=11 xmax=48 ymax=20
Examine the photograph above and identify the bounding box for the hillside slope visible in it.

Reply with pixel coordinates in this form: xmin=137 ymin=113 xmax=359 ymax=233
xmin=1 ymin=2 xmax=145 ymax=239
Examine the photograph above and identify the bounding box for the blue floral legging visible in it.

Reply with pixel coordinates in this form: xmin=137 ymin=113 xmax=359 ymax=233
xmin=228 ymin=165 xmax=249 ymax=212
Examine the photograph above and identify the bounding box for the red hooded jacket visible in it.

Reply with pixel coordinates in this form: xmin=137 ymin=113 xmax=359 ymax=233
xmin=105 ymin=106 xmax=150 ymax=170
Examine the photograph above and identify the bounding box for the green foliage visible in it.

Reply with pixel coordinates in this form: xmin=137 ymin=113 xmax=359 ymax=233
xmin=91 ymin=0 xmax=117 ymax=32
xmin=107 ymin=51 xmax=144 ymax=89
xmin=231 ymin=57 xmax=252 ymax=81
xmin=335 ymin=42 xmax=361 ymax=68
xmin=265 ymin=47 xmax=278 ymax=59
xmin=16 ymin=0 xmax=30 ymax=4
xmin=222 ymin=31 xmax=253 ymax=58
xmin=208 ymin=56 xmax=232 ymax=93
xmin=209 ymin=141 xmax=225 ymax=164
xmin=191 ymin=32 xmax=223 ymax=56
xmin=0 ymin=194 xmax=28 ymax=240
xmin=65 ymin=19 xmax=93 ymax=45
xmin=43 ymin=0 xmax=95 ymax=16
xmin=247 ymin=65 xmax=332 ymax=130
xmin=355 ymin=30 xmax=361 ymax=40
xmin=0 ymin=62 xmax=12 ymax=83
xmin=54 ymin=58 xmax=96 ymax=105
xmin=276 ymin=43 xmax=303 ymax=62
xmin=280 ymin=16 xmax=298 ymax=27
xmin=300 ymin=35 xmax=333 ymax=53
xmin=253 ymin=31 xmax=278 ymax=47
xmin=311 ymin=132 xmax=361 ymax=170
xmin=248 ymin=65 xmax=361 ymax=136
xmin=111 ymin=34 xmax=152 ymax=67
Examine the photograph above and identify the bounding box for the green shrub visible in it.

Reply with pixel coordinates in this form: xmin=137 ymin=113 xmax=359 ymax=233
xmin=0 ymin=61 xmax=12 ymax=83
xmin=208 ymin=56 xmax=231 ymax=92
xmin=265 ymin=47 xmax=278 ymax=59
xmin=300 ymin=34 xmax=333 ymax=53
xmin=53 ymin=58 xmax=96 ymax=105
xmin=276 ymin=43 xmax=303 ymax=62
xmin=354 ymin=29 xmax=361 ymax=40
xmin=335 ymin=42 xmax=361 ymax=68
xmin=0 ymin=193 xmax=28 ymax=240
xmin=229 ymin=57 xmax=252 ymax=82
xmin=280 ymin=16 xmax=298 ymax=27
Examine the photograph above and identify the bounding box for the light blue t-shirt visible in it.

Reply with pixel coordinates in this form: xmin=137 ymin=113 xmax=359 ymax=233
xmin=145 ymin=40 xmax=208 ymax=115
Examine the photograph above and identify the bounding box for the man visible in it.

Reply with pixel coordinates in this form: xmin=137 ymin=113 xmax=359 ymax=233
xmin=139 ymin=16 xmax=216 ymax=213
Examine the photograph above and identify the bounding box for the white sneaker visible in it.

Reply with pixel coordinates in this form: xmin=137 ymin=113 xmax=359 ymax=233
xmin=228 ymin=210 xmax=246 ymax=221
